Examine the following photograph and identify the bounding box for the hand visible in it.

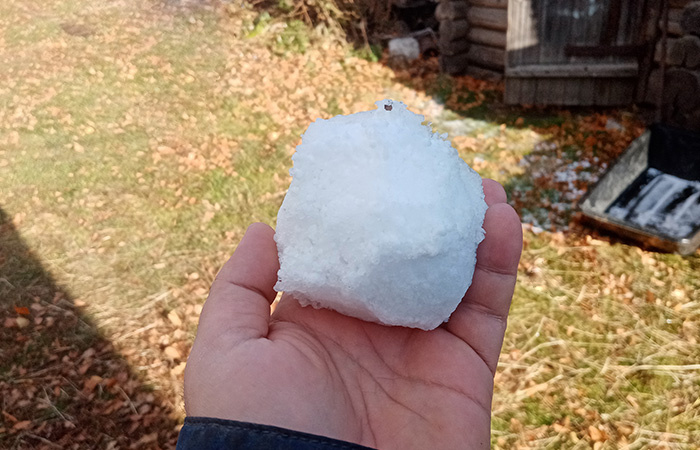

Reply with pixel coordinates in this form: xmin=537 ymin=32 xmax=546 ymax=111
xmin=184 ymin=179 xmax=522 ymax=450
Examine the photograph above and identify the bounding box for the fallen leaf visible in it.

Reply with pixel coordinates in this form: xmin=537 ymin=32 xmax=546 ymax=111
xmin=2 ymin=411 xmax=18 ymax=423
xmin=15 ymin=317 xmax=30 ymax=328
xmin=164 ymin=346 xmax=181 ymax=359
xmin=588 ymin=425 xmax=608 ymax=442
xmin=171 ymin=362 xmax=186 ymax=376
xmin=14 ymin=306 xmax=30 ymax=315
xmin=84 ymin=375 xmax=103 ymax=392
xmin=616 ymin=423 xmax=634 ymax=437
xmin=12 ymin=420 xmax=31 ymax=431
xmin=167 ymin=310 xmax=182 ymax=327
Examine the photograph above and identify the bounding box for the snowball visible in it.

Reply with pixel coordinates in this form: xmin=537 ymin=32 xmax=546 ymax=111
xmin=274 ymin=100 xmax=487 ymax=330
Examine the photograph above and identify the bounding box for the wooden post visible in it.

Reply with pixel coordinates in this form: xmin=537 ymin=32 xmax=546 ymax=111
xmin=658 ymin=0 xmax=670 ymax=122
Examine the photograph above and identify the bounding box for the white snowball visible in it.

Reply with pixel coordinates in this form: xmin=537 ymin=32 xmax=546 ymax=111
xmin=274 ymin=100 xmax=487 ymax=330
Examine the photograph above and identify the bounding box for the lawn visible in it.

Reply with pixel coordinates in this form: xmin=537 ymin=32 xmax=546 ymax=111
xmin=1 ymin=0 xmax=698 ymax=448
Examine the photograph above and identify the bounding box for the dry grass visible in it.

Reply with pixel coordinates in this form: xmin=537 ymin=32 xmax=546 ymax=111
xmin=493 ymin=231 xmax=700 ymax=449
xmin=1 ymin=0 xmax=698 ymax=448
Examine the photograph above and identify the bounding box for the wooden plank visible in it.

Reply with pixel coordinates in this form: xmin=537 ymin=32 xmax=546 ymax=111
xmin=662 ymin=7 xmax=685 ymax=36
xmin=562 ymin=76 xmax=581 ymax=105
xmin=643 ymin=68 xmax=663 ymax=105
xmin=663 ymin=68 xmax=700 ymax=118
xmin=507 ymin=78 xmax=635 ymax=105
xmin=468 ymin=6 xmax=508 ymax=31
xmin=440 ymin=19 xmax=470 ymax=42
xmin=618 ymin=0 xmax=633 ymax=45
xmin=470 ymin=0 xmax=508 ymax=9
xmin=654 ymin=37 xmax=685 ymax=65
xmin=439 ymin=38 xmax=470 ymax=56
xmin=547 ymin=78 xmax=567 ymax=105
xmin=669 ymin=6 xmax=685 ymax=24
xmin=637 ymin=0 xmax=663 ymax=103
xmin=467 ymin=27 xmax=506 ymax=48
xmin=505 ymin=0 xmax=520 ymax=67
xmin=537 ymin=0 xmax=551 ymax=63
xmin=515 ymin=78 xmax=537 ymax=105
xmin=440 ymin=53 xmax=470 ymax=75
xmin=566 ymin=44 xmax=647 ymax=57
xmin=435 ymin=2 xmax=469 ymax=21
xmin=606 ymin=79 xmax=637 ymax=105
xmin=504 ymin=78 xmax=520 ymax=104
xmin=578 ymin=78 xmax=596 ymax=105
xmin=681 ymin=1 xmax=700 ymax=35
xmin=667 ymin=21 xmax=684 ymax=36
xmin=603 ymin=0 xmax=624 ymax=45
xmin=506 ymin=62 xmax=639 ymax=78
xmin=507 ymin=0 xmax=539 ymax=65
xmin=466 ymin=43 xmax=506 ymax=69
xmin=683 ymin=35 xmax=700 ymax=68
xmin=597 ymin=77 xmax=613 ymax=105
xmin=464 ymin=65 xmax=504 ymax=81
xmin=669 ymin=0 xmax=691 ymax=7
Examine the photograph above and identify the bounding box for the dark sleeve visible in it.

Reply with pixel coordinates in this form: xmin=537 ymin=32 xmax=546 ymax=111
xmin=176 ymin=417 xmax=377 ymax=450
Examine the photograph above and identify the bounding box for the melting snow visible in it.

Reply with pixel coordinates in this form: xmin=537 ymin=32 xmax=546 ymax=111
xmin=607 ymin=168 xmax=700 ymax=239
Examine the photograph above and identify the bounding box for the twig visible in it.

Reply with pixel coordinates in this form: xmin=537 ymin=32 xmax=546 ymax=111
xmin=359 ymin=17 xmax=370 ymax=51
xmin=513 ymin=374 xmax=565 ymax=401
xmin=41 ymin=387 xmax=73 ymax=423
xmin=517 ymin=339 xmax=566 ymax=362
xmin=25 ymin=433 xmax=63 ymax=449
xmin=114 ymin=323 xmax=157 ymax=342
xmin=619 ymin=363 xmax=700 ymax=374
xmin=118 ymin=386 xmax=138 ymax=415
xmin=18 ymin=365 xmax=61 ymax=379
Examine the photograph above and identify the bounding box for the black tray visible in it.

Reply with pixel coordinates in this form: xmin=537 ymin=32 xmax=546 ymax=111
xmin=579 ymin=123 xmax=700 ymax=255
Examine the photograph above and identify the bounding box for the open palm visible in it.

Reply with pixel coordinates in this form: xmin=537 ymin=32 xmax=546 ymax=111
xmin=184 ymin=180 xmax=522 ymax=450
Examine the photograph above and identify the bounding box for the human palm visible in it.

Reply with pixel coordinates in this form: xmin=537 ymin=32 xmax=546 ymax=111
xmin=184 ymin=180 xmax=522 ymax=450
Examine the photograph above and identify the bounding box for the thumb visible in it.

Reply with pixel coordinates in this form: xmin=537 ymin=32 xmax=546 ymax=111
xmin=195 ymin=223 xmax=280 ymax=345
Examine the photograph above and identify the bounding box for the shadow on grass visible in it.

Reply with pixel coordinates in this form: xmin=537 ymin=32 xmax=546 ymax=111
xmin=0 ymin=207 xmax=180 ymax=449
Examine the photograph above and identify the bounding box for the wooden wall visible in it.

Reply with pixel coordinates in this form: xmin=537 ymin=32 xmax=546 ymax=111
xmin=645 ymin=0 xmax=700 ymax=130
xmin=435 ymin=0 xmax=699 ymax=110
xmin=438 ymin=0 xmax=508 ymax=79
xmin=504 ymin=0 xmax=654 ymax=106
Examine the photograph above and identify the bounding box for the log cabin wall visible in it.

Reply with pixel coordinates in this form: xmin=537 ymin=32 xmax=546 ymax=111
xmin=434 ymin=0 xmax=700 ymax=115
xmin=437 ymin=0 xmax=508 ymax=79
xmin=644 ymin=0 xmax=700 ymax=131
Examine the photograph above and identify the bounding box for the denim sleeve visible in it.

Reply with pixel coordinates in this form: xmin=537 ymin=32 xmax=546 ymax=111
xmin=176 ymin=417 xmax=376 ymax=450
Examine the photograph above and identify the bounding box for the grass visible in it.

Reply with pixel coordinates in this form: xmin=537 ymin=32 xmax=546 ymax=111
xmin=1 ymin=0 xmax=699 ymax=448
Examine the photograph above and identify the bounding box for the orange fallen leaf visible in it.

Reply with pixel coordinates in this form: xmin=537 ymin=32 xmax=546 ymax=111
xmin=2 ymin=411 xmax=18 ymax=423
xmin=164 ymin=346 xmax=182 ymax=360
xmin=588 ymin=425 xmax=608 ymax=442
xmin=83 ymin=375 xmax=103 ymax=392
xmin=14 ymin=306 xmax=30 ymax=315
xmin=171 ymin=362 xmax=187 ymax=376
xmin=12 ymin=420 xmax=31 ymax=431
xmin=167 ymin=310 xmax=182 ymax=327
